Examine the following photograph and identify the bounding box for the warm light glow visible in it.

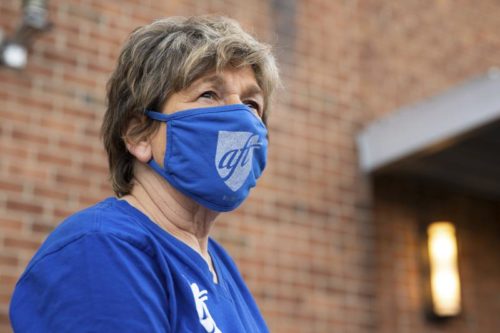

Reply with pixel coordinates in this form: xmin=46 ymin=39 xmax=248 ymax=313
xmin=427 ymin=222 xmax=461 ymax=317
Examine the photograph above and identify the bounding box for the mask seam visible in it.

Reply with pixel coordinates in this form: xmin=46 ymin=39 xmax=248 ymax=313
xmin=165 ymin=168 xmax=241 ymax=211
xmin=165 ymin=121 xmax=173 ymax=174
xmin=149 ymin=158 xmax=248 ymax=211
xmin=167 ymin=108 xmax=252 ymax=121
xmin=148 ymin=107 xmax=264 ymax=126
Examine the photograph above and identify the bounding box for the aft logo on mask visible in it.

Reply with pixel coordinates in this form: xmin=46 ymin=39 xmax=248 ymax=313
xmin=215 ymin=131 xmax=262 ymax=192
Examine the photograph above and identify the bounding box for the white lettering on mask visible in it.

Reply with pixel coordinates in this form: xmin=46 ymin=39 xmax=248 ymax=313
xmin=215 ymin=131 xmax=261 ymax=192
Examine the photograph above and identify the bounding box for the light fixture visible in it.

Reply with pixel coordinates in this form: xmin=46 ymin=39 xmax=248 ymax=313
xmin=426 ymin=221 xmax=461 ymax=318
xmin=1 ymin=42 xmax=28 ymax=69
xmin=0 ymin=0 xmax=51 ymax=70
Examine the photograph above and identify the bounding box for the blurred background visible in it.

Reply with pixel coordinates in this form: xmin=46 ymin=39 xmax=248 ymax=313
xmin=1 ymin=0 xmax=500 ymax=332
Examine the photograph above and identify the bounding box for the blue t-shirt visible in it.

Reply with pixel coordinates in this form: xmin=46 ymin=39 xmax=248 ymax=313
xmin=10 ymin=197 xmax=269 ymax=333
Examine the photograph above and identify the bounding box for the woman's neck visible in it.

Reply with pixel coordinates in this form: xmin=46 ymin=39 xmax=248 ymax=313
xmin=122 ymin=162 xmax=220 ymax=265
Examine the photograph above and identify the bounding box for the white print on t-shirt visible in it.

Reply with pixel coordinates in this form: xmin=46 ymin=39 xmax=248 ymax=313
xmin=190 ymin=283 xmax=222 ymax=333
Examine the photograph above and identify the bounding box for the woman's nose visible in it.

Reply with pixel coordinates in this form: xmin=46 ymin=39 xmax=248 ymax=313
xmin=225 ymin=94 xmax=242 ymax=105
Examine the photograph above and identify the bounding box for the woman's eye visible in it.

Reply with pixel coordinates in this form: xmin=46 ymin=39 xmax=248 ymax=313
xmin=199 ymin=91 xmax=218 ymax=100
xmin=244 ymin=101 xmax=262 ymax=116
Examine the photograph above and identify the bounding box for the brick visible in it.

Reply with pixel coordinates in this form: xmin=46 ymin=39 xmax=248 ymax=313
xmin=58 ymin=140 xmax=95 ymax=155
xmin=3 ymin=236 xmax=41 ymax=252
xmin=0 ymin=254 xmax=19 ymax=266
xmin=31 ymin=222 xmax=55 ymax=234
xmin=52 ymin=207 xmax=76 ymax=220
xmin=0 ymin=274 xmax=18 ymax=287
xmin=61 ymin=105 xmax=98 ymax=122
xmin=55 ymin=172 xmax=91 ymax=188
xmin=16 ymin=95 xmax=54 ymax=112
xmin=5 ymin=199 xmax=44 ymax=214
xmin=40 ymin=118 xmax=78 ymax=134
xmin=8 ymin=164 xmax=50 ymax=182
xmin=0 ymin=180 xmax=23 ymax=193
xmin=29 ymin=62 xmax=55 ymax=78
xmin=62 ymin=72 xmax=99 ymax=88
xmin=0 ymin=311 xmax=10 ymax=330
xmin=11 ymin=127 xmax=50 ymax=145
xmin=80 ymin=161 xmax=108 ymax=174
xmin=33 ymin=185 xmax=70 ymax=201
xmin=37 ymin=152 xmax=73 ymax=167
xmin=0 ymin=287 xmax=15 ymax=304
xmin=0 ymin=109 xmax=32 ymax=123
xmin=0 ymin=218 xmax=23 ymax=232
xmin=41 ymin=48 xmax=79 ymax=68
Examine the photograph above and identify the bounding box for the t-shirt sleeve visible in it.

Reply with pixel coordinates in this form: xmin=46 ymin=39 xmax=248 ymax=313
xmin=10 ymin=232 xmax=171 ymax=333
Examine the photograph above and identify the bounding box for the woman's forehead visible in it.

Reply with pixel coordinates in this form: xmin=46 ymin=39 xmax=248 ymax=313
xmin=187 ymin=66 xmax=262 ymax=94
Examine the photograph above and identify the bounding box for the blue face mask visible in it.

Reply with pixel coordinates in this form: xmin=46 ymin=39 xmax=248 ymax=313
xmin=145 ymin=104 xmax=268 ymax=212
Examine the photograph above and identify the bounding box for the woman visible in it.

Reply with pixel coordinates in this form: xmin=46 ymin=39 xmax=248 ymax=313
xmin=10 ymin=16 xmax=280 ymax=332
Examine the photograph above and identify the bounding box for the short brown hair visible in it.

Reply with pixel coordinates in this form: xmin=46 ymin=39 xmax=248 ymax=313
xmin=101 ymin=16 xmax=280 ymax=197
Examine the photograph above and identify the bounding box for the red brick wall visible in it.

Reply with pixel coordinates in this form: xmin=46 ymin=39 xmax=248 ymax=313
xmin=359 ymin=0 xmax=500 ymax=121
xmin=1 ymin=0 xmax=499 ymax=332
xmin=361 ymin=2 xmax=500 ymax=331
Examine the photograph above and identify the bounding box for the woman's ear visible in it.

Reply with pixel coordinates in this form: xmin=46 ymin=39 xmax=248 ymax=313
xmin=124 ymin=118 xmax=153 ymax=163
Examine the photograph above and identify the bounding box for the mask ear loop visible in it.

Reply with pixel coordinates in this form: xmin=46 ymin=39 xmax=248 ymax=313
xmin=144 ymin=109 xmax=169 ymax=173
xmin=145 ymin=110 xmax=170 ymax=121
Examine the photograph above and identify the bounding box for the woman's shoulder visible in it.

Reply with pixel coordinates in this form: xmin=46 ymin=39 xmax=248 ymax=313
xmin=30 ymin=197 xmax=154 ymax=267
xmin=10 ymin=198 xmax=172 ymax=333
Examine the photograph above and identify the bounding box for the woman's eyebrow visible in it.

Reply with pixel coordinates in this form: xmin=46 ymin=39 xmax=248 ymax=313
xmin=242 ymin=85 xmax=263 ymax=99
xmin=195 ymin=74 xmax=263 ymax=100
xmin=184 ymin=74 xmax=222 ymax=94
